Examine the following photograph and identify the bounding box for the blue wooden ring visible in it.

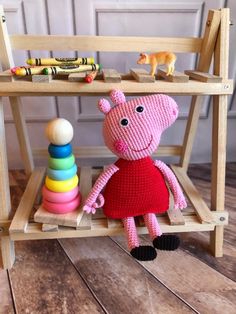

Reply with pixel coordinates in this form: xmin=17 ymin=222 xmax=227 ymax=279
xmin=48 ymin=154 xmax=75 ymax=170
xmin=47 ymin=164 xmax=77 ymax=181
xmin=48 ymin=143 xmax=72 ymax=158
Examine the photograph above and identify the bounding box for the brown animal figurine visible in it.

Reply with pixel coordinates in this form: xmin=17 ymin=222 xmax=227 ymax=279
xmin=137 ymin=51 xmax=177 ymax=76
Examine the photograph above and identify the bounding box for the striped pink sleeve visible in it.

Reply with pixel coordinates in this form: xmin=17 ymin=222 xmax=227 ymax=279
xmin=83 ymin=164 xmax=119 ymax=214
xmin=154 ymin=160 xmax=187 ymax=210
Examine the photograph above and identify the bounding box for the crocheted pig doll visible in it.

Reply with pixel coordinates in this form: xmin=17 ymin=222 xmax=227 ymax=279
xmin=83 ymin=90 xmax=187 ymax=261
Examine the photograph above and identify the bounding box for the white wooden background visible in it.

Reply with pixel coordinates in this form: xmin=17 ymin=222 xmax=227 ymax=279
xmin=0 ymin=0 xmax=235 ymax=168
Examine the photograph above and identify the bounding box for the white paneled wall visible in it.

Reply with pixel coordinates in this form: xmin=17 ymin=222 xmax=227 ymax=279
xmin=0 ymin=0 xmax=235 ymax=168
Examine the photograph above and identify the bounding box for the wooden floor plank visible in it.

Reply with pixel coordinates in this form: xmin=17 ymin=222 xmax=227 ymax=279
xmin=60 ymin=237 xmax=195 ymax=314
xmin=189 ymin=178 xmax=236 ymax=245
xmin=8 ymin=240 xmax=103 ymax=314
xmin=112 ymin=235 xmax=236 ymax=314
xmin=0 ymin=266 xmax=15 ymax=314
xmin=180 ymin=232 xmax=236 ymax=282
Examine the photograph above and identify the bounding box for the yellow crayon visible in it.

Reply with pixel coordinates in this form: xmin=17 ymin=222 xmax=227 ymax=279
xmin=15 ymin=66 xmax=46 ymax=76
xmin=43 ymin=64 xmax=101 ymax=75
xmin=27 ymin=57 xmax=95 ymax=66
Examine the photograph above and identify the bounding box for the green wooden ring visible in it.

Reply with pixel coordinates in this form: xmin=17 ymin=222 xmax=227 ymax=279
xmin=48 ymin=154 xmax=75 ymax=170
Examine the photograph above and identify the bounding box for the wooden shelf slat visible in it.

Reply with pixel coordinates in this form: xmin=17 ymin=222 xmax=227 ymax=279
xmin=167 ymin=208 xmax=185 ymax=225
xmin=0 ymin=79 xmax=233 ymax=96
xmin=34 ymin=206 xmax=83 ymax=228
xmin=76 ymin=167 xmax=92 ymax=230
xmin=185 ymin=70 xmax=222 ymax=82
xmin=171 ymin=165 xmax=214 ymax=224
xmin=9 ymin=167 xmax=46 ymax=233
xmin=157 ymin=69 xmax=189 ymax=83
xmin=33 ymin=145 xmax=183 ymax=159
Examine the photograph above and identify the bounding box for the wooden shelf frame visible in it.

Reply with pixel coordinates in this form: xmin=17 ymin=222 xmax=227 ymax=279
xmin=0 ymin=6 xmax=232 ymax=269
xmin=6 ymin=166 xmax=228 ymax=242
xmin=0 ymin=79 xmax=233 ymax=96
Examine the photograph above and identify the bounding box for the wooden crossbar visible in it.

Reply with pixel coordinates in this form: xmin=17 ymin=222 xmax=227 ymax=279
xmin=32 ymin=145 xmax=183 ymax=160
xmin=0 ymin=79 xmax=232 ymax=97
xmin=10 ymin=35 xmax=203 ymax=53
xmin=9 ymin=211 xmax=228 ymax=241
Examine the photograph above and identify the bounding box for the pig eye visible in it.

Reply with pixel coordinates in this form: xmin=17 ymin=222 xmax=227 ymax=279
xmin=135 ymin=105 xmax=145 ymax=113
xmin=120 ymin=117 xmax=129 ymax=127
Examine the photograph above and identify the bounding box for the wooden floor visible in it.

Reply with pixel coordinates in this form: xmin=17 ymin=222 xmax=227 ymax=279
xmin=1 ymin=163 xmax=236 ymax=314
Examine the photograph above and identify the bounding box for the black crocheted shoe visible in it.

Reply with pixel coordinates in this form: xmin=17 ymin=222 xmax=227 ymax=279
xmin=130 ymin=246 xmax=157 ymax=261
xmin=153 ymin=235 xmax=180 ymax=251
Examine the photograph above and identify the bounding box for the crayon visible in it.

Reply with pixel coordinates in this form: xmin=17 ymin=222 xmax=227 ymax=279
xmin=11 ymin=66 xmax=20 ymax=74
xmin=27 ymin=57 xmax=95 ymax=66
xmin=43 ymin=64 xmax=101 ymax=75
xmin=15 ymin=66 xmax=46 ymax=76
xmin=11 ymin=65 xmax=43 ymax=74
xmin=84 ymin=71 xmax=98 ymax=83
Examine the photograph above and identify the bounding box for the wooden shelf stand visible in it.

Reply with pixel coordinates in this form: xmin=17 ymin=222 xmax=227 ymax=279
xmin=0 ymin=6 xmax=232 ymax=269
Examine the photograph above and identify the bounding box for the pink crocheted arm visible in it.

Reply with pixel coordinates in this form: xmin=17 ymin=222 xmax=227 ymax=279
xmin=83 ymin=164 xmax=119 ymax=214
xmin=154 ymin=160 xmax=187 ymax=210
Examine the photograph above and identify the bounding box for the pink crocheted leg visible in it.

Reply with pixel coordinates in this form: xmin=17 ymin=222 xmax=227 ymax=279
xmin=122 ymin=217 xmax=139 ymax=250
xmin=143 ymin=213 xmax=162 ymax=240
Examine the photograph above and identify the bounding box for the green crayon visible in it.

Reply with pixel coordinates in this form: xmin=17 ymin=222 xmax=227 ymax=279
xmin=42 ymin=64 xmax=101 ymax=75
xmin=27 ymin=57 xmax=95 ymax=66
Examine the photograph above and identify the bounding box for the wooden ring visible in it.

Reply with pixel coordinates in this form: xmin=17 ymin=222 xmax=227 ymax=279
xmin=42 ymin=185 xmax=79 ymax=203
xmin=47 ymin=164 xmax=77 ymax=181
xmin=48 ymin=143 xmax=72 ymax=158
xmin=48 ymin=154 xmax=75 ymax=170
xmin=45 ymin=175 xmax=79 ymax=192
xmin=43 ymin=194 xmax=81 ymax=214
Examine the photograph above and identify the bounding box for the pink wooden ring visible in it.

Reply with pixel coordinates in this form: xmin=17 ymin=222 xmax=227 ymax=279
xmin=42 ymin=185 xmax=79 ymax=203
xmin=43 ymin=193 xmax=81 ymax=214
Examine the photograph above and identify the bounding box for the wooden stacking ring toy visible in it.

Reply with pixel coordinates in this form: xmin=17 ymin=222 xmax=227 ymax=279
xmin=48 ymin=143 xmax=72 ymax=158
xmin=45 ymin=175 xmax=79 ymax=193
xmin=48 ymin=154 xmax=75 ymax=170
xmin=47 ymin=164 xmax=77 ymax=181
xmin=45 ymin=118 xmax=74 ymax=145
xmin=43 ymin=194 xmax=81 ymax=214
xmin=42 ymin=185 xmax=79 ymax=203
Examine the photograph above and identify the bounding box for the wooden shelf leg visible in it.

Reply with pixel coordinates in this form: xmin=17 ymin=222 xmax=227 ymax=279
xmin=10 ymin=96 xmax=34 ymax=175
xmin=210 ymin=95 xmax=227 ymax=257
xmin=210 ymin=8 xmax=229 ymax=257
xmin=180 ymin=10 xmax=221 ymax=171
xmin=1 ymin=236 xmax=15 ymax=269
xmin=0 ymin=97 xmax=15 ymax=269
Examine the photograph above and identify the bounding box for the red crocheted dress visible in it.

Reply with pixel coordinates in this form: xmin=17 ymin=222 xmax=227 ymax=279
xmin=103 ymin=157 xmax=169 ymax=219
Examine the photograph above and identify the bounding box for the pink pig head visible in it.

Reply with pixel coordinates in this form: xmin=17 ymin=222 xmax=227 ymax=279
xmin=98 ymin=90 xmax=178 ymax=160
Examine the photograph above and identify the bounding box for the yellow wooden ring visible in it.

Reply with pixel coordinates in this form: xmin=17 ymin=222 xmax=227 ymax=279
xmin=45 ymin=175 xmax=79 ymax=193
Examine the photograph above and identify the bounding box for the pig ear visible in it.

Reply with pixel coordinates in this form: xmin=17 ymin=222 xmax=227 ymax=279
xmin=110 ymin=89 xmax=126 ymax=106
xmin=98 ymin=99 xmax=111 ymax=114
